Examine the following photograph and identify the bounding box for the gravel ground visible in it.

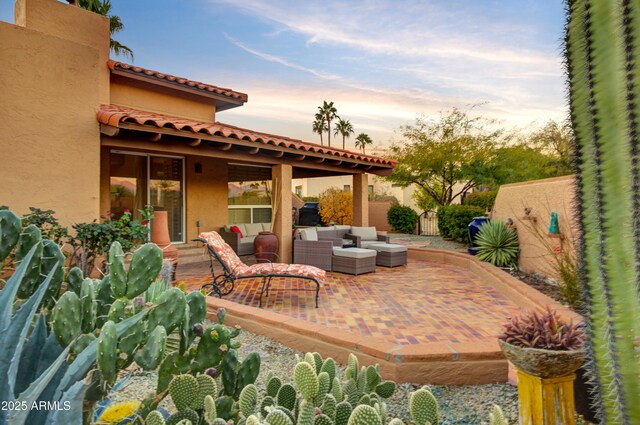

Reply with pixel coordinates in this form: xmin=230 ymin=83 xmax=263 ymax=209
xmin=107 ymin=326 xmax=523 ymax=424
xmin=388 ymin=234 xmax=467 ymax=252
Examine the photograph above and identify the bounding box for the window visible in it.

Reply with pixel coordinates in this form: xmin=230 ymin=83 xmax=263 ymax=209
xmin=295 ymin=185 xmax=303 ymax=197
xmin=228 ymin=164 xmax=272 ymax=224
xmin=368 ymin=185 xmax=374 ymax=194
xmin=110 ymin=152 xmax=184 ymax=242
xmin=343 ymin=185 xmax=351 ymax=192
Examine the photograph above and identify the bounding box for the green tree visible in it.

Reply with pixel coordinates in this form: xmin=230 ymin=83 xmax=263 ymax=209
xmin=317 ymin=101 xmax=338 ymax=147
xmin=388 ymin=108 xmax=500 ymax=206
xmin=78 ymin=0 xmax=133 ymax=60
xmin=355 ymin=133 xmax=373 ymax=154
xmin=490 ymin=144 xmax=561 ymax=185
xmin=312 ymin=112 xmax=328 ymax=145
xmin=527 ymin=120 xmax=574 ymax=176
xmin=334 ymin=118 xmax=354 ymax=150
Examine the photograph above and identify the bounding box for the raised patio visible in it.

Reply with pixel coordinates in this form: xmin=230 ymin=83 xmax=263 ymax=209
xmin=179 ymin=247 xmax=578 ymax=385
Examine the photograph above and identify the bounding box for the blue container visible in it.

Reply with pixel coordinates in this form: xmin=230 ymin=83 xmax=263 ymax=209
xmin=467 ymin=217 xmax=489 ymax=255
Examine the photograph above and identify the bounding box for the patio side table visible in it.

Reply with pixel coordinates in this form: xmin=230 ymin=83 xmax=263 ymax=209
xmin=368 ymin=243 xmax=408 ymax=267
xmin=332 ymin=247 xmax=377 ymax=275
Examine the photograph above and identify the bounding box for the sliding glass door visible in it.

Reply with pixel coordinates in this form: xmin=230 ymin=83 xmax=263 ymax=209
xmin=109 ymin=152 xmax=185 ymax=242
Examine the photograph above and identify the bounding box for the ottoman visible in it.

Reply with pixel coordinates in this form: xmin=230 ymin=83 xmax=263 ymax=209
xmin=368 ymin=243 xmax=408 ymax=267
xmin=332 ymin=247 xmax=377 ymax=275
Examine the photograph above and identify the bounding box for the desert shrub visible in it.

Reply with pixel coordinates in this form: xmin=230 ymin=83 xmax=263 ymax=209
xmin=437 ymin=205 xmax=485 ymax=243
xmin=464 ymin=190 xmax=497 ymax=211
xmin=500 ymin=307 xmax=585 ymax=350
xmin=387 ymin=204 xmax=419 ymax=234
xmin=474 ymin=220 xmax=519 ymax=267
xmin=318 ymin=187 xmax=352 ymax=225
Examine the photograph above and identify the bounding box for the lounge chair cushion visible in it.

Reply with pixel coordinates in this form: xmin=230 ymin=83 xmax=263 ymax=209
xmin=199 ymin=231 xmax=326 ymax=283
xmin=238 ymin=263 xmax=325 ymax=282
xmin=300 ymin=227 xmax=318 ymax=241
xmin=200 ymin=231 xmax=249 ymax=275
xmin=350 ymin=226 xmax=378 ymax=241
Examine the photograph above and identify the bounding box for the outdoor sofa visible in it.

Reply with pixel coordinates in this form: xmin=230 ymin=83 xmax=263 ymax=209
xmin=219 ymin=223 xmax=271 ymax=256
xmin=293 ymin=225 xmax=391 ymax=272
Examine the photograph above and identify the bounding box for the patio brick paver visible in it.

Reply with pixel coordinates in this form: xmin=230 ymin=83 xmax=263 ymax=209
xmin=178 ymin=259 xmax=524 ymax=346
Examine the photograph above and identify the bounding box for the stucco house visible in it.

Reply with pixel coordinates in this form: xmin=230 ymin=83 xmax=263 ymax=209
xmin=0 ymin=0 xmax=395 ymax=262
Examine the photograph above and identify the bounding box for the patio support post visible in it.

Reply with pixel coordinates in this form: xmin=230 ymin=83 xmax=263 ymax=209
xmin=272 ymin=164 xmax=292 ymax=263
xmin=352 ymin=172 xmax=369 ymax=226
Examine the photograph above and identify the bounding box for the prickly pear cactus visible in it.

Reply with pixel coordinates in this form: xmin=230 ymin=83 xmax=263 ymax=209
xmin=489 ymin=404 xmax=508 ymax=425
xmin=334 ymin=401 xmax=352 ymax=425
xmin=191 ymin=374 xmax=216 ymax=411
xmin=239 ymin=383 xmax=258 ymax=418
xmin=146 ymin=410 xmax=166 ymax=425
xmin=79 ymin=278 xmax=97 ymax=333
xmin=169 ymin=374 xmax=198 ymax=411
xmin=347 ymin=404 xmax=382 ymax=425
xmin=0 ymin=209 xmax=21 ymax=263
xmin=265 ymin=408 xmax=294 ymax=425
xmin=66 ymin=266 xmax=84 ymax=295
xmin=374 ymin=381 xmax=395 ymax=399
xmin=410 ymin=387 xmax=438 ymax=425
xmin=277 ymin=383 xmax=297 ymax=411
xmin=125 ymin=243 xmax=163 ymax=298
xmin=51 ymin=291 xmax=82 ymax=347
xmin=97 ymin=320 xmax=118 ymax=385
xmin=166 ymin=408 xmax=198 ymax=425
xmin=134 ymin=325 xmax=167 ymax=370
xmin=109 ymin=241 xmax=127 ymax=298
xmin=294 ymin=361 xmax=319 ymax=402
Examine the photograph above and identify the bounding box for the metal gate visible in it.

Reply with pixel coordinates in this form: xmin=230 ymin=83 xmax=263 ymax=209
xmin=418 ymin=210 xmax=439 ymax=236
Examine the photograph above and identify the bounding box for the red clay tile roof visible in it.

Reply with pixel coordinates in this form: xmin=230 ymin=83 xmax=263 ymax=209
xmin=107 ymin=60 xmax=248 ymax=102
xmin=97 ymin=104 xmax=396 ymax=167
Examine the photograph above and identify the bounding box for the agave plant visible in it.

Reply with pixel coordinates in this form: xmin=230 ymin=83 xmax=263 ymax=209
xmin=473 ymin=221 xmax=519 ymax=267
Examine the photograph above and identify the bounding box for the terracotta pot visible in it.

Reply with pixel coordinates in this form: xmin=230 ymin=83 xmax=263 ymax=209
xmin=150 ymin=211 xmax=179 ymax=282
xmin=498 ymin=339 xmax=585 ymax=378
xmin=254 ymin=231 xmax=279 ymax=263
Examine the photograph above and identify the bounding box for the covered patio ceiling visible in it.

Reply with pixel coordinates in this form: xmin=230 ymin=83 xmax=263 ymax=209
xmin=98 ymin=104 xmax=396 ymax=178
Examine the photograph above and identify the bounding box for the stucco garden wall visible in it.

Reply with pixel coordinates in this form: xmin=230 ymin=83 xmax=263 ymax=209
xmin=491 ymin=175 xmax=577 ymax=278
xmin=0 ymin=0 xmax=109 ymax=227
xmin=369 ymin=201 xmax=392 ymax=231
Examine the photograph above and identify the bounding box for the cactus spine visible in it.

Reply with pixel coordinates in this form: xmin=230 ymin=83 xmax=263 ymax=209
xmin=565 ymin=1 xmax=640 ymax=422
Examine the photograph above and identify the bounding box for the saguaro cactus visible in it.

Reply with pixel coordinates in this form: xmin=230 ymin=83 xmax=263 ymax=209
xmin=565 ymin=0 xmax=640 ymax=422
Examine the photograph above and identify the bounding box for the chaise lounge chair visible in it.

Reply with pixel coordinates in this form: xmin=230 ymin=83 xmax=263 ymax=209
xmin=195 ymin=231 xmax=325 ymax=308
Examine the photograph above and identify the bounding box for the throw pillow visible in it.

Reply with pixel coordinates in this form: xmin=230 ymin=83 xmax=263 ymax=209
xmin=230 ymin=225 xmax=244 ymax=238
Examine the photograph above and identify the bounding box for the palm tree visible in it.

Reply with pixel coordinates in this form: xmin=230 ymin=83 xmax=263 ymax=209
xmin=317 ymin=101 xmax=338 ymax=147
xmin=312 ymin=114 xmax=328 ymax=145
xmin=355 ymin=133 xmax=373 ymax=154
xmin=334 ymin=118 xmax=354 ymax=150
xmin=78 ymin=0 xmax=134 ymax=60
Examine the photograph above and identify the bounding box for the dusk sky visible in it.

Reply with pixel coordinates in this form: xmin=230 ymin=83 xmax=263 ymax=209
xmin=1 ymin=0 xmax=568 ymax=149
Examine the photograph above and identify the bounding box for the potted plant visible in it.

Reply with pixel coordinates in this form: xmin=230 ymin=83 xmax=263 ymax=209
xmin=498 ymin=308 xmax=585 ymax=424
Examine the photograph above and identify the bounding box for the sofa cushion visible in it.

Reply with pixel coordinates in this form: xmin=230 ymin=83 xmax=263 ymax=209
xmin=360 ymin=240 xmax=381 ymax=248
xmin=261 ymin=223 xmax=271 ymax=232
xmin=300 ymin=227 xmax=318 ymax=241
xmin=332 ymin=247 xmax=377 ymax=259
xmin=230 ymin=225 xmax=244 ymax=238
xmin=241 ymin=235 xmax=256 ymax=245
xmin=367 ymin=243 xmax=407 ymax=253
xmin=334 ymin=225 xmax=351 ymax=238
xmin=351 ymin=226 xmax=378 ymax=241
xmin=245 ymin=223 xmax=263 ymax=236
xmin=317 ymin=228 xmax=337 ymax=239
